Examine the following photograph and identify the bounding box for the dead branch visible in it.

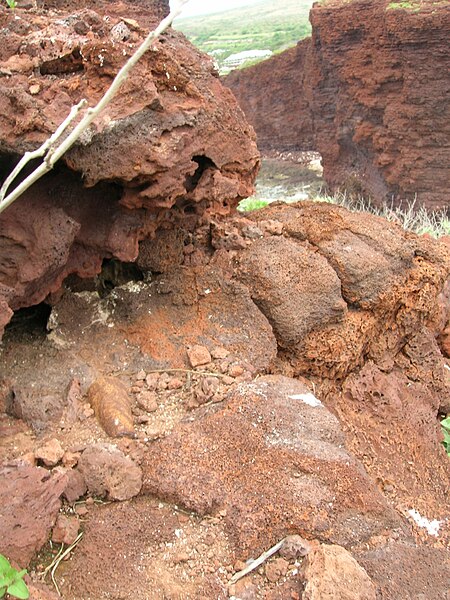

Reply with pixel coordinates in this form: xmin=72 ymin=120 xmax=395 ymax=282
xmin=0 ymin=0 xmax=189 ymax=215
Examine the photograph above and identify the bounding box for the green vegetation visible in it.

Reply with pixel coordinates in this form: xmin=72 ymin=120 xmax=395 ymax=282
xmin=174 ymin=0 xmax=313 ymax=73
xmin=387 ymin=0 xmax=449 ymax=9
xmin=0 ymin=555 xmax=29 ymax=599
xmin=5 ymin=0 xmax=17 ymax=8
xmin=238 ymin=197 xmax=270 ymax=212
xmin=387 ymin=1 xmax=421 ymax=10
xmin=442 ymin=416 xmax=450 ymax=456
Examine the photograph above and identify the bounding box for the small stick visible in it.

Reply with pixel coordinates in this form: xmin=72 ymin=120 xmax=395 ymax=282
xmin=39 ymin=543 xmax=65 ymax=580
xmin=228 ymin=538 xmax=286 ymax=586
xmin=50 ymin=532 xmax=84 ymax=596
xmin=0 ymin=99 xmax=87 ymax=201
xmin=112 ymin=368 xmax=228 ymax=379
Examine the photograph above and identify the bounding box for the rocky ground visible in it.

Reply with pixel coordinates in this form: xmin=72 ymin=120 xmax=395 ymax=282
xmin=1 ymin=200 xmax=450 ymax=600
xmin=0 ymin=1 xmax=449 ymax=599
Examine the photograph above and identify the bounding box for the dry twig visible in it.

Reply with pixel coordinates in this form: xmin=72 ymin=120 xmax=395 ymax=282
xmin=0 ymin=0 xmax=189 ymax=214
xmin=228 ymin=538 xmax=286 ymax=586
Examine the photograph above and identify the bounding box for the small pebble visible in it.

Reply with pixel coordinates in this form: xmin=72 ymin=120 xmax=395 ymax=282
xmin=168 ymin=377 xmax=184 ymax=390
xmin=187 ymin=345 xmax=212 ymax=368
xmin=145 ymin=373 xmax=160 ymax=390
xmin=265 ymin=557 xmax=289 ymax=583
xmin=228 ymin=365 xmax=244 ymax=378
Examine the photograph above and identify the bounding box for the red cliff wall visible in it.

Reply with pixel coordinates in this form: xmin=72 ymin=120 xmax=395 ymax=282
xmin=225 ymin=0 xmax=450 ymax=210
xmin=224 ymin=39 xmax=315 ymax=153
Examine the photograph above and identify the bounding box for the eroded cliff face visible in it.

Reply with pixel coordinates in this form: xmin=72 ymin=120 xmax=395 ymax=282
xmin=0 ymin=0 xmax=259 ymax=335
xmin=225 ymin=0 xmax=450 ymax=210
xmin=224 ymin=39 xmax=315 ymax=153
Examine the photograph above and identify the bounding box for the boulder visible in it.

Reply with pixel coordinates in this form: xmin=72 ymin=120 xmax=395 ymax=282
xmin=0 ymin=465 xmax=67 ymax=565
xmin=142 ymin=376 xmax=402 ymax=557
xmin=0 ymin=0 xmax=258 ymax=337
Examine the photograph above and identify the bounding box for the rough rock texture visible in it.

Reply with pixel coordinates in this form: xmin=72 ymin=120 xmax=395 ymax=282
xmin=240 ymin=202 xmax=450 ymax=527
xmin=225 ymin=0 xmax=450 ymax=209
xmin=1 ymin=200 xmax=449 ymax=596
xmin=0 ymin=465 xmax=67 ymax=565
xmin=356 ymin=541 xmax=450 ymax=600
xmin=224 ymin=39 xmax=314 ymax=152
xmin=78 ymin=443 xmax=142 ymax=500
xmin=301 ymin=544 xmax=377 ymax=600
xmin=55 ymin=498 xmax=229 ymax=600
xmin=0 ymin=0 xmax=258 ymax=336
xmin=142 ymin=376 xmax=403 ymax=557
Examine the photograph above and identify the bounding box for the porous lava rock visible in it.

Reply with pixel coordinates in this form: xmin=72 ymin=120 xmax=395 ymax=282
xmin=142 ymin=375 xmax=403 ymax=557
xmin=225 ymin=0 xmax=450 ymax=209
xmin=239 ymin=201 xmax=450 ymax=528
xmin=0 ymin=465 xmax=67 ymax=565
xmin=0 ymin=0 xmax=258 ymax=336
xmin=78 ymin=442 xmax=142 ymax=501
xmin=240 ymin=202 xmax=450 ymax=379
xmin=301 ymin=544 xmax=377 ymax=600
xmin=356 ymin=541 xmax=450 ymax=600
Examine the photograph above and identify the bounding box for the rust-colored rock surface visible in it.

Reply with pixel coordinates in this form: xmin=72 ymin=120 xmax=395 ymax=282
xmin=225 ymin=0 xmax=450 ymax=209
xmin=224 ymin=39 xmax=315 ymax=152
xmin=301 ymin=544 xmax=377 ymax=600
xmin=1 ymin=200 xmax=449 ymax=597
xmin=0 ymin=465 xmax=67 ymax=566
xmin=142 ymin=376 xmax=403 ymax=557
xmin=78 ymin=442 xmax=142 ymax=500
xmin=0 ymin=0 xmax=258 ymax=335
xmin=239 ymin=201 xmax=450 ymax=529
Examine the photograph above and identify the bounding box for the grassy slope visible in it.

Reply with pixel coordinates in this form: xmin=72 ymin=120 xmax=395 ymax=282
xmin=174 ymin=0 xmax=314 ymax=71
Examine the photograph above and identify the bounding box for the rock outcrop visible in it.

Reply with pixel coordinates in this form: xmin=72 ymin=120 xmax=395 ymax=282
xmin=225 ymin=0 xmax=450 ymax=210
xmin=1 ymin=200 xmax=449 ymax=598
xmin=0 ymin=0 xmax=258 ymax=336
xmin=224 ymin=39 xmax=314 ymax=152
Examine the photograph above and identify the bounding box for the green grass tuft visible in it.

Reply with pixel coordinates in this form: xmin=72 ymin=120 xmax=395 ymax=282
xmin=237 ymin=197 xmax=270 ymax=212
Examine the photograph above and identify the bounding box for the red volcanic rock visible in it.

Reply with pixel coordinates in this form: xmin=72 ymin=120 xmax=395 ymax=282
xmin=78 ymin=443 xmax=142 ymax=501
xmin=242 ymin=202 xmax=450 ymax=379
xmin=0 ymin=465 xmax=67 ymax=566
xmin=0 ymin=0 xmax=258 ymax=336
xmin=356 ymin=542 xmax=450 ymax=600
xmin=142 ymin=375 xmax=402 ymax=557
xmin=240 ymin=201 xmax=450 ymax=524
xmin=309 ymin=0 xmax=450 ymax=209
xmin=301 ymin=544 xmax=377 ymax=600
xmin=224 ymin=39 xmax=315 ymax=152
xmin=226 ymin=0 xmax=450 ymax=209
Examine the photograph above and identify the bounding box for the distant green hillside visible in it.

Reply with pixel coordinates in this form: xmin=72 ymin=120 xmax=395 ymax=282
xmin=174 ymin=0 xmax=314 ymax=73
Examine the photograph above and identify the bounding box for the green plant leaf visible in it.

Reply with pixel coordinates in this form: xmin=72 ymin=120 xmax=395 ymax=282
xmin=0 ymin=570 xmax=15 ymax=588
xmin=0 ymin=585 xmax=6 ymax=598
xmin=0 ymin=555 xmax=12 ymax=573
xmin=7 ymin=578 xmax=29 ymax=600
xmin=441 ymin=417 xmax=450 ymax=431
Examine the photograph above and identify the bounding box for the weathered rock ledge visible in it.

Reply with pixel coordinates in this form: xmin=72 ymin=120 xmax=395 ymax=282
xmin=0 ymin=0 xmax=258 ymax=335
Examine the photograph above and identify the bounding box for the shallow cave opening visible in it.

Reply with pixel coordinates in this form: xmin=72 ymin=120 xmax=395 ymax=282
xmin=3 ymin=303 xmax=52 ymax=339
xmin=184 ymin=155 xmax=216 ymax=193
xmin=95 ymin=258 xmax=144 ymax=297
